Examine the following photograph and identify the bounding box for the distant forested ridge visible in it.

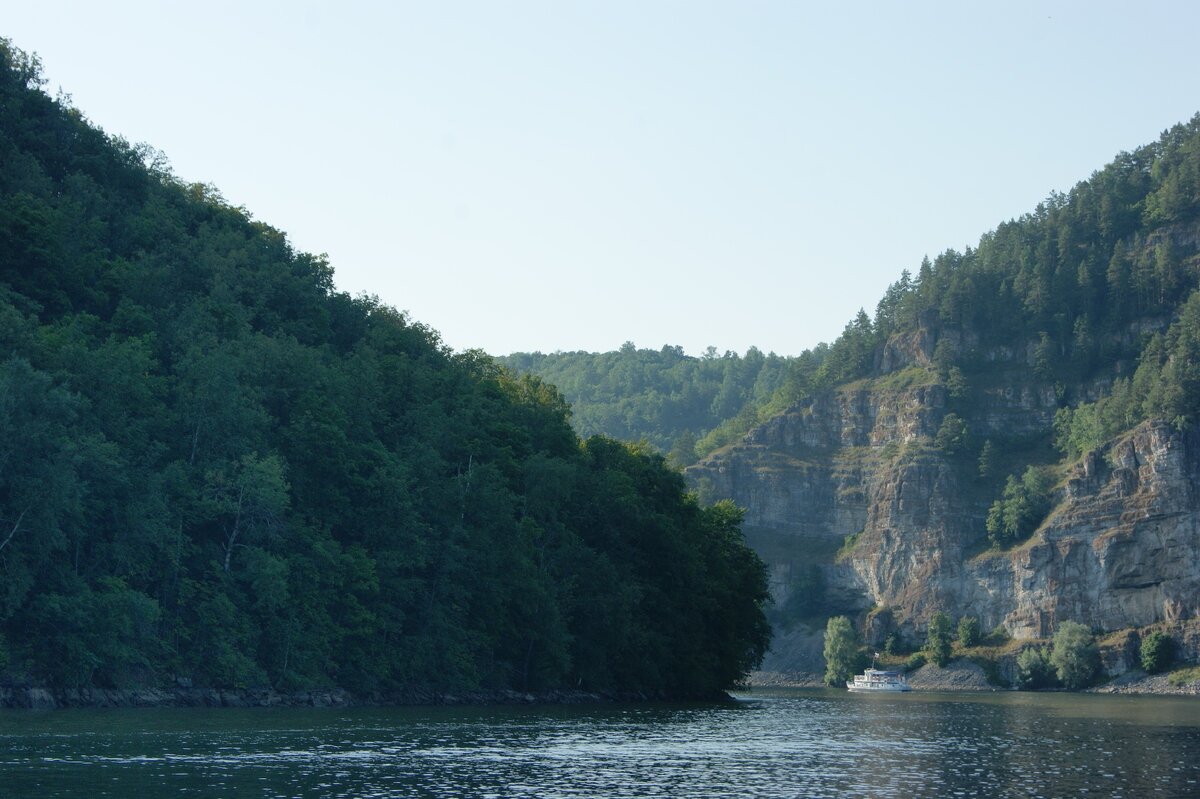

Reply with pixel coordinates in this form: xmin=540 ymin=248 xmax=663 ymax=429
xmin=497 ymin=345 xmax=796 ymax=466
xmin=0 ymin=41 xmax=770 ymax=698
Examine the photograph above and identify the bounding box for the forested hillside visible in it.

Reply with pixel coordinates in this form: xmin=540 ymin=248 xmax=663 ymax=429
xmin=785 ymin=113 xmax=1200 ymax=432
xmin=0 ymin=41 xmax=770 ymax=698
xmin=498 ymin=345 xmax=796 ymax=466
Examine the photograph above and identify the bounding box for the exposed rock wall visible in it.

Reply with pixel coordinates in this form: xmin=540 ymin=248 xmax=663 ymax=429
xmin=962 ymin=422 xmax=1200 ymax=638
xmin=689 ymin=367 xmax=1200 ymax=669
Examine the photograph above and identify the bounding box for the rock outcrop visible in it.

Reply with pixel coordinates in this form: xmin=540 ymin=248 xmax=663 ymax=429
xmin=964 ymin=421 xmax=1200 ymax=638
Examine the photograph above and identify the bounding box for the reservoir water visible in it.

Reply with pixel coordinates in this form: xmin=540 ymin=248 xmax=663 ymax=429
xmin=2 ymin=688 xmax=1199 ymax=798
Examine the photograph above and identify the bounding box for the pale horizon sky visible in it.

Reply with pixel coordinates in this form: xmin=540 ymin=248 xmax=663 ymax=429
xmin=7 ymin=2 xmax=1200 ymax=357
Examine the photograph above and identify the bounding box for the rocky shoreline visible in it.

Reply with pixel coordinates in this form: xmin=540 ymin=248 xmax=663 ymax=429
xmin=1088 ymin=670 xmax=1200 ymax=696
xmin=748 ymin=661 xmax=1200 ymax=696
xmin=0 ymin=684 xmax=736 ymax=711
xmin=748 ymin=661 xmax=995 ymax=692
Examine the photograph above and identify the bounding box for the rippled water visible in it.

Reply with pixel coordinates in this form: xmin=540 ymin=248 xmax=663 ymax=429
xmin=3 ymin=689 xmax=1200 ymax=798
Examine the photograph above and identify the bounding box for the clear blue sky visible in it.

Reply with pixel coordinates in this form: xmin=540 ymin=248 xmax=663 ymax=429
xmin=8 ymin=2 xmax=1200 ymax=356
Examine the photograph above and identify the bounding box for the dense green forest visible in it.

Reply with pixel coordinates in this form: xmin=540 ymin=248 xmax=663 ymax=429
xmin=791 ymin=113 xmax=1200 ymax=412
xmin=497 ymin=345 xmax=796 ymax=466
xmin=0 ymin=41 xmax=771 ymax=697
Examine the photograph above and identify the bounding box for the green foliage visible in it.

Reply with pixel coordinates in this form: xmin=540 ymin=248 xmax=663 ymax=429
xmin=957 ymin=616 xmax=981 ymax=648
xmin=836 ymin=530 xmax=863 ymax=561
xmin=823 ymin=616 xmax=861 ymax=686
xmin=26 ymin=578 xmax=161 ymax=689
xmin=944 ymin=366 xmax=968 ymax=400
xmin=1167 ymin=665 xmax=1200 ymax=687
xmin=666 ymin=430 xmax=699 ymax=469
xmin=986 ymin=466 xmax=1057 ymax=547
xmin=0 ymin=41 xmax=771 ymax=698
xmin=1050 ymin=621 xmax=1100 ymax=689
xmin=903 ymin=651 xmax=927 ymax=672
xmin=1016 ymin=646 xmax=1056 ymax=689
xmin=1140 ymin=630 xmax=1174 ymax=674
xmin=883 ymin=630 xmax=901 ymax=656
xmin=498 ymin=344 xmax=794 ymax=460
xmin=695 ymin=401 xmax=762 ymax=458
xmin=924 ymin=612 xmax=953 ymax=667
xmin=935 ymin=413 xmax=969 ymax=454
xmin=977 ymin=439 xmax=995 ymax=478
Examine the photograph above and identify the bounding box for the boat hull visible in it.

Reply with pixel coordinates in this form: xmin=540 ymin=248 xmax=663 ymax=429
xmin=846 ymin=667 xmax=912 ymax=692
xmin=846 ymin=682 xmax=911 ymax=692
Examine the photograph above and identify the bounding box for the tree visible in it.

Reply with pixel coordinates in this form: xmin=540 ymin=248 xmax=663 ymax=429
xmin=1016 ymin=646 xmax=1056 ymax=689
xmin=1033 ymin=332 xmax=1056 ymax=380
xmin=1050 ymin=621 xmax=1099 ymax=689
xmin=925 ymin=612 xmax=953 ymax=667
xmin=986 ymin=466 xmax=1056 ymax=548
xmin=823 ymin=616 xmax=861 ymax=687
xmin=202 ymin=453 xmax=290 ymax=573
xmin=667 ymin=430 xmax=698 ymax=469
xmin=977 ymin=439 xmax=995 ymax=479
xmin=1140 ymin=630 xmax=1174 ymax=674
xmin=945 ymin=366 xmax=968 ymax=400
xmin=935 ymin=413 xmax=969 ymax=454
xmin=957 ymin=616 xmax=981 ymax=648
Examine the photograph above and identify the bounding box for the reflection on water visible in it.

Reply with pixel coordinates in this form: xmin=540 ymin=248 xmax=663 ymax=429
xmin=2 ymin=689 xmax=1199 ymax=798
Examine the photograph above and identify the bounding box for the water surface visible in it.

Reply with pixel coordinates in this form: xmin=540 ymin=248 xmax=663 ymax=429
xmin=2 ymin=689 xmax=1199 ymax=797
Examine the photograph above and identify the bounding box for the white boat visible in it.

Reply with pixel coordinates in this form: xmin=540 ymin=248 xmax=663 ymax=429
xmin=846 ymin=666 xmax=911 ymax=692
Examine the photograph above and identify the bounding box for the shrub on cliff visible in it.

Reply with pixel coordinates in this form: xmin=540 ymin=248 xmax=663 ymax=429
xmin=986 ymin=466 xmax=1056 ymax=548
xmin=925 ymin=612 xmax=953 ymax=667
xmin=1016 ymin=646 xmax=1056 ymax=689
xmin=1140 ymin=630 xmax=1174 ymax=674
xmin=957 ymin=617 xmax=981 ymax=648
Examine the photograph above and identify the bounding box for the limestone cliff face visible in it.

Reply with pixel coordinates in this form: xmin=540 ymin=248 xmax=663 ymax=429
xmin=964 ymin=421 xmax=1200 ymax=638
xmin=689 ymin=375 xmax=978 ymax=638
xmin=688 ymin=362 xmax=1200 ymax=663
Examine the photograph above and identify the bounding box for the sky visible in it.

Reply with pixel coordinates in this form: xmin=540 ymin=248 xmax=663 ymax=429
xmin=7 ymin=2 xmax=1200 ymax=356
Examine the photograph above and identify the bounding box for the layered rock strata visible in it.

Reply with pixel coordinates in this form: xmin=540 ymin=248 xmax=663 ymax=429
xmin=689 ymin=368 xmax=1200 ymax=667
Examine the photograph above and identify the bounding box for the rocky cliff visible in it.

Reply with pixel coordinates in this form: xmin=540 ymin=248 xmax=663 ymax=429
xmin=968 ymin=420 xmax=1200 ymax=638
xmin=687 ymin=348 xmax=1200 ymax=670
